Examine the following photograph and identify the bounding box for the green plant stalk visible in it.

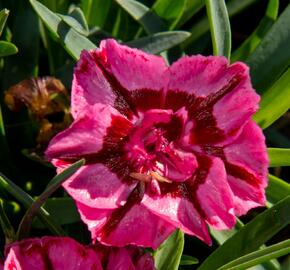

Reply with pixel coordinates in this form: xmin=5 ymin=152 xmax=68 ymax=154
xmin=0 ymin=173 xmax=66 ymax=236
xmin=17 ymin=159 xmax=84 ymax=239
xmin=218 ymin=240 xmax=290 ymax=270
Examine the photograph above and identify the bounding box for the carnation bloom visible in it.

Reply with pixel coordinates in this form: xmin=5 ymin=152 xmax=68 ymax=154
xmin=3 ymin=237 xmax=155 ymax=270
xmin=46 ymin=39 xmax=268 ymax=248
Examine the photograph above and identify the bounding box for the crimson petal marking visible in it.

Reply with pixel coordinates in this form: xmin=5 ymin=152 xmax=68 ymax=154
xmin=200 ymin=121 xmax=268 ymax=216
xmin=228 ymin=175 xmax=266 ymax=216
xmin=142 ymin=181 xmax=211 ymax=244
xmin=77 ymin=195 xmax=175 ymax=249
xmin=193 ymin=156 xmax=236 ymax=229
xmin=223 ymin=121 xmax=268 ymax=215
xmin=45 ymin=104 xmax=131 ymax=161
xmin=168 ymin=55 xmax=259 ymax=145
xmin=92 ymin=49 xmax=164 ymax=117
xmin=223 ymin=121 xmax=268 ymax=187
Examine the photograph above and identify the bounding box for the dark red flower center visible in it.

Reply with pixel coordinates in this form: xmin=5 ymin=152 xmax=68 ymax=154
xmin=125 ymin=108 xmax=198 ymax=183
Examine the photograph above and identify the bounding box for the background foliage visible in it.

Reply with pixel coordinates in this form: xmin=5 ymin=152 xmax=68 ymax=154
xmin=0 ymin=0 xmax=289 ymax=269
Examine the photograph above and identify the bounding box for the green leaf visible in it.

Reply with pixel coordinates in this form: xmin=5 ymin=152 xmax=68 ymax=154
xmin=197 ymin=196 xmax=290 ymax=270
xmin=17 ymin=159 xmax=84 ymax=239
xmin=0 ymin=199 xmax=15 ymax=244
xmin=81 ymin=0 xmax=111 ymax=28
xmin=253 ymin=66 xmax=290 ymax=129
xmin=154 ymin=230 xmax=184 ymax=270
xmin=247 ymin=3 xmax=290 ymax=91
xmin=218 ymin=240 xmax=290 ymax=270
xmin=210 ymin=219 xmax=280 ymax=270
xmin=266 ymin=175 xmax=290 ymax=204
xmin=205 ymin=0 xmax=231 ymax=58
xmin=32 ymin=197 xmax=80 ymax=228
xmin=268 ymin=148 xmax=290 ymax=167
xmin=0 ymin=40 xmax=18 ymax=57
xmin=180 ymin=255 xmax=199 ymax=265
xmin=183 ymin=0 xmax=257 ymax=51
xmin=126 ymin=31 xmax=190 ymax=54
xmin=114 ymin=0 xmax=166 ymax=34
xmin=30 ymin=0 xmax=96 ymax=60
xmin=2 ymin=1 xmax=39 ymax=88
xmin=0 ymin=173 xmax=66 ymax=236
xmin=58 ymin=13 xmax=89 ymax=36
xmin=210 ymin=219 xmax=243 ymax=245
xmin=0 ymin=8 xmax=9 ymax=37
xmin=152 ymin=0 xmax=186 ymax=29
xmin=58 ymin=7 xmax=89 ymax=36
xmin=231 ymin=0 xmax=279 ymax=62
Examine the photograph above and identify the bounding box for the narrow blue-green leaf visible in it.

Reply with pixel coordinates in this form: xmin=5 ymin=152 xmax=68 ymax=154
xmin=0 ymin=8 xmax=9 ymax=37
xmin=152 ymin=0 xmax=186 ymax=29
xmin=197 ymin=196 xmax=290 ymax=270
xmin=30 ymin=0 xmax=96 ymax=60
xmin=183 ymin=0 xmax=256 ymax=50
xmin=205 ymin=0 xmax=231 ymax=58
xmin=58 ymin=14 xmax=89 ymax=36
xmin=266 ymin=175 xmax=290 ymax=204
xmin=247 ymin=3 xmax=290 ymax=91
xmin=0 ymin=199 xmax=15 ymax=244
xmin=17 ymin=159 xmax=84 ymax=239
xmin=232 ymin=0 xmax=279 ymax=62
xmin=253 ymin=66 xmax=290 ymax=129
xmin=0 ymin=173 xmax=65 ymax=236
xmin=59 ymin=7 xmax=89 ymax=36
xmin=0 ymin=40 xmax=18 ymax=57
xmin=180 ymin=255 xmax=199 ymax=265
xmin=33 ymin=197 xmax=80 ymax=228
xmin=154 ymin=230 xmax=184 ymax=270
xmin=114 ymin=0 xmax=166 ymax=34
xmin=218 ymin=240 xmax=290 ymax=270
xmin=81 ymin=0 xmax=111 ymax=27
xmin=268 ymin=148 xmax=290 ymax=167
xmin=126 ymin=31 xmax=190 ymax=54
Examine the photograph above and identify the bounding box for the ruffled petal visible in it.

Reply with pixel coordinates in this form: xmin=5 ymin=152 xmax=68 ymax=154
xmin=46 ymin=104 xmax=132 ymax=161
xmin=100 ymin=39 xmax=168 ymax=92
xmin=142 ymin=181 xmax=211 ymax=244
xmin=223 ymin=121 xmax=268 ymax=215
xmin=77 ymin=201 xmax=175 ymax=249
xmin=4 ymin=237 xmax=102 ymax=270
xmin=193 ymin=156 xmax=236 ymax=229
xmin=168 ymin=56 xmax=259 ymax=144
xmin=71 ymin=49 xmax=117 ymax=119
xmin=63 ymin=164 xmax=137 ymax=208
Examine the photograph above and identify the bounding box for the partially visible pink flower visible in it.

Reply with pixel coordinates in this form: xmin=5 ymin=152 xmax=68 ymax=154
xmin=46 ymin=39 xmax=268 ymax=248
xmin=3 ymin=237 xmax=155 ymax=270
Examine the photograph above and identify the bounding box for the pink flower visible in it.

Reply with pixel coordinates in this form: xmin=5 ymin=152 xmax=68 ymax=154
xmin=3 ymin=237 xmax=155 ymax=270
xmin=46 ymin=39 xmax=268 ymax=248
